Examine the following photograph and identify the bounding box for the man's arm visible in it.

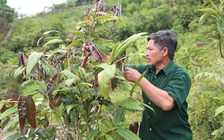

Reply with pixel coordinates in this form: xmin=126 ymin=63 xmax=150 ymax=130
xmin=124 ymin=67 xmax=175 ymax=111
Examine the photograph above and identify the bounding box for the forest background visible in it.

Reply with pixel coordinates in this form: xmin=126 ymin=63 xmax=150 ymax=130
xmin=0 ymin=0 xmax=223 ymax=139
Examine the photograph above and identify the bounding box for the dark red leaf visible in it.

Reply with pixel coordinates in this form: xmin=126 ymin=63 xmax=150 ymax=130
xmin=108 ymin=3 xmax=122 ymax=17
xmin=95 ymin=0 xmax=105 ymax=12
xmin=129 ymin=121 xmax=139 ymax=134
xmin=49 ymin=94 xmax=62 ymax=110
xmin=18 ymin=95 xmax=27 ymax=135
xmin=87 ymin=41 xmax=109 ymax=62
xmin=53 ymin=94 xmax=62 ymax=107
xmin=81 ymin=52 xmax=91 ymax=68
xmin=18 ymin=52 xmax=28 ymax=67
xmin=45 ymin=73 xmax=59 ymax=100
xmin=25 ymin=96 xmax=37 ymax=128
xmin=0 ymin=104 xmax=7 ymax=113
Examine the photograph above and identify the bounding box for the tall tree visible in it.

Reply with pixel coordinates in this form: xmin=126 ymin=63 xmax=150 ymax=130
xmin=0 ymin=0 xmax=15 ymax=22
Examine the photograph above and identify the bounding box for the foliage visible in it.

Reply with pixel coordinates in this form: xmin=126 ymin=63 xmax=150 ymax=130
xmin=0 ymin=3 xmax=149 ymax=139
xmin=190 ymin=0 xmax=224 ymax=58
xmin=1 ymin=0 xmax=224 ymax=139
xmin=0 ymin=0 xmax=15 ymax=22
xmin=6 ymin=5 xmax=87 ymax=52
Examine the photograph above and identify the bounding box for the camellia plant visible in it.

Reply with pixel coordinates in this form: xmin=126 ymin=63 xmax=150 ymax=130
xmin=0 ymin=1 xmax=152 ymax=140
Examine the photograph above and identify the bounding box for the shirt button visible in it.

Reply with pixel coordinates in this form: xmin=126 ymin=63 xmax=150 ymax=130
xmin=147 ymin=115 xmax=150 ymax=118
xmin=154 ymin=76 xmax=157 ymax=78
xmin=149 ymin=128 xmax=152 ymax=131
xmin=148 ymin=102 xmax=151 ymax=105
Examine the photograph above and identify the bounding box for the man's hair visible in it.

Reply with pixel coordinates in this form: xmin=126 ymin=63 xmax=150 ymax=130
xmin=147 ymin=30 xmax=177 ymax=60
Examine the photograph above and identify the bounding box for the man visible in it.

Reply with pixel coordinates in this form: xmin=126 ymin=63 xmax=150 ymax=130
xmin=124 ymin=30 xmax=192 ymax=140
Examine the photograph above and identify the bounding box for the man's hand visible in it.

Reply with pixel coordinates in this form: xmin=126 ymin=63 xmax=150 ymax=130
xmin=124 ymin=67 xmax=141 ymax=83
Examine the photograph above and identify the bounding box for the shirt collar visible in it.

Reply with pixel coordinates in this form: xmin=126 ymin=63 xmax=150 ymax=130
xmin=149 ymin=60 xmax=176 ymax=76
xmin=162 ymin=60 xmax=176 ymax=76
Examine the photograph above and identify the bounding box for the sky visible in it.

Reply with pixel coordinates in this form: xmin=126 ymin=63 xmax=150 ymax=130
xmin=7 ymin=0 xmax=67 ymax=16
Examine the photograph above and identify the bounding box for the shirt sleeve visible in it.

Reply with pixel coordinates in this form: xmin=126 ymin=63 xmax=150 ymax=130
xmin=163 ymin=69 xmax=191 ymax=110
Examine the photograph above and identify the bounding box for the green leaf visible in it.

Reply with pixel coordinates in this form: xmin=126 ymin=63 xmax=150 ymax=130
xmin=105 ymin=134 xmax=114 ymax=140
xmin=97 ymin=126 xmax=118 ymax=138
xmin=116 ymin=128 xmax=141 ymax=140
xmin=43 ymin=30 xmax=58 ymax=36
xmin=217 ymin=19 xmax=224 ymax=36
xmin=73 ymin=31 xmax=86 ymax=41
xmin=141 ymin=102 xmax=154 ymax=113
xmin=119 ymin=97 xmax=143 ymax=111
xmin=13 ymin=66 xmax=25 ymax=78
xmin=44 ymin=36 xmax=60 ymax=42
xmin=117 ymin=80 xmax=132 ymax=91
xmin=0 ymin=106 xmax=17 ymax=120
xmin=21 ymin=80 xmax=41 ymax=96
xmin=110 ymin=32 xmax=148 ymax=62
xmin=66 ymin=104 xmax=76 ymax=114
xmin=116 ymin=19 xmax=126 ymax=27
xmin=210 ymin=1 xmax=218 ymax=12
xmin=77 ymin=83 xmax=93 ymax=88
xmin=61 ymin=69 xmax=77 ymax=79
xmin=7 ymin=116 xmax=19 ymax=132
xmin=82 ymin=91 xmax=91 ymax=100
xmin=1 ymin=117 xmax=10 ymax=129
xmin=41 ymin=59 xmax=53 ymax=76
xmin=198 ymin=13 xmax=208 ymax=23
xmin=95 ymin=14 xmax=119 ymax=24
xmin=65 ymin=78 xmax=77 ymax=87
xmin=98 ymin=64 xmax=116 ymax=99
xmin=130 ymin=71 xmax=147 ymax=96
xmin=215 ymin=105 xmax=224 ymax=117
xmin=43 ymin=39 xmax=63 ymax=49
xmin=4 ymin=133 xmax=23 ymax=140
xmin=113 ymin=107 xmax=125 ymax=125
xmin=89 ymin=130 xmax=99 ymax=140
xmin=198 ymin=8 xmax=217 ymax=14
xmin=26 ymin=52 xmax=43 ymax=76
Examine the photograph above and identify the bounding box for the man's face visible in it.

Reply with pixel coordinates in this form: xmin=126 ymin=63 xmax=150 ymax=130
xmin=146 ymin=39 xmax=165 ymax=66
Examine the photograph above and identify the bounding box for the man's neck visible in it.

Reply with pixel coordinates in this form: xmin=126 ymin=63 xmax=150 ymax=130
xmin=155 ymin=58 xmax=171 ymax=74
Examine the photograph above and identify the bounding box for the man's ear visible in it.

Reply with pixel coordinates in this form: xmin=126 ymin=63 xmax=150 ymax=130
xmin=162 ymin=47 xmax=168 ymax=57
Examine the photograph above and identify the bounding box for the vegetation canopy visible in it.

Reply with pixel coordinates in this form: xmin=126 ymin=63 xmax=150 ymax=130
xmin=0 ymin=0 xmax=223 ymax=140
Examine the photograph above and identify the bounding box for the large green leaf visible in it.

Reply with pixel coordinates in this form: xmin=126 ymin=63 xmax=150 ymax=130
xmin=130 ymin=71 xmax=147 ymax=96
xmin=110 ymin=32 xmax=148 ymax=63
xmin=116 ymin=128 xmax=141 ymax=140
xmin=198 ymin=8 xmax=217 ymax=14
xmin=41 ymin=59 xmax=53 ymax=76
xmin=0 ymin=106 xmax=17 ymax=120
xmin=21 ymin=80 xmax=41 ymax=96
xmin=119 ymin=97 xmax=143 ymax=111
xmin=217 ymin=19 xmax=224 ymax=36
xmin=26 ymin=52 xmax=43 ymax=76
xmin=13 ymin=66 xmax=25 ymax=78
xmin=215 ymin=105 xmax=224 ymax=117
xmin=43 ymin=39 xmax=63 ymax=49
xmin=61 ymin=69 xmax=78 ymax=79
xmin=98 ymin=64 xmax=116 ymax=99
xmin=42 ymin=30 xmax=58 ymax=36
xmin=113 ymin=107 xmax=125 ymax=125
xmin=97 ymin=126 xmax=118 ymax=139
xmin=116 ymin=80 xmax=132 ymax=91
xmin=4 ymin=133 xmax=23 ymax=140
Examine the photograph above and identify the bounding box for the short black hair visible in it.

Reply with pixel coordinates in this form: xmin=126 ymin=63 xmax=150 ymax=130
xmin=147 ymin=30 xmax=177 ymax=60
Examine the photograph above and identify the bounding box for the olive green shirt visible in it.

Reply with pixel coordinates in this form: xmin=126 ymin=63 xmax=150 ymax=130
xmin=128 ymin=61 xmax=192 ymax=140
